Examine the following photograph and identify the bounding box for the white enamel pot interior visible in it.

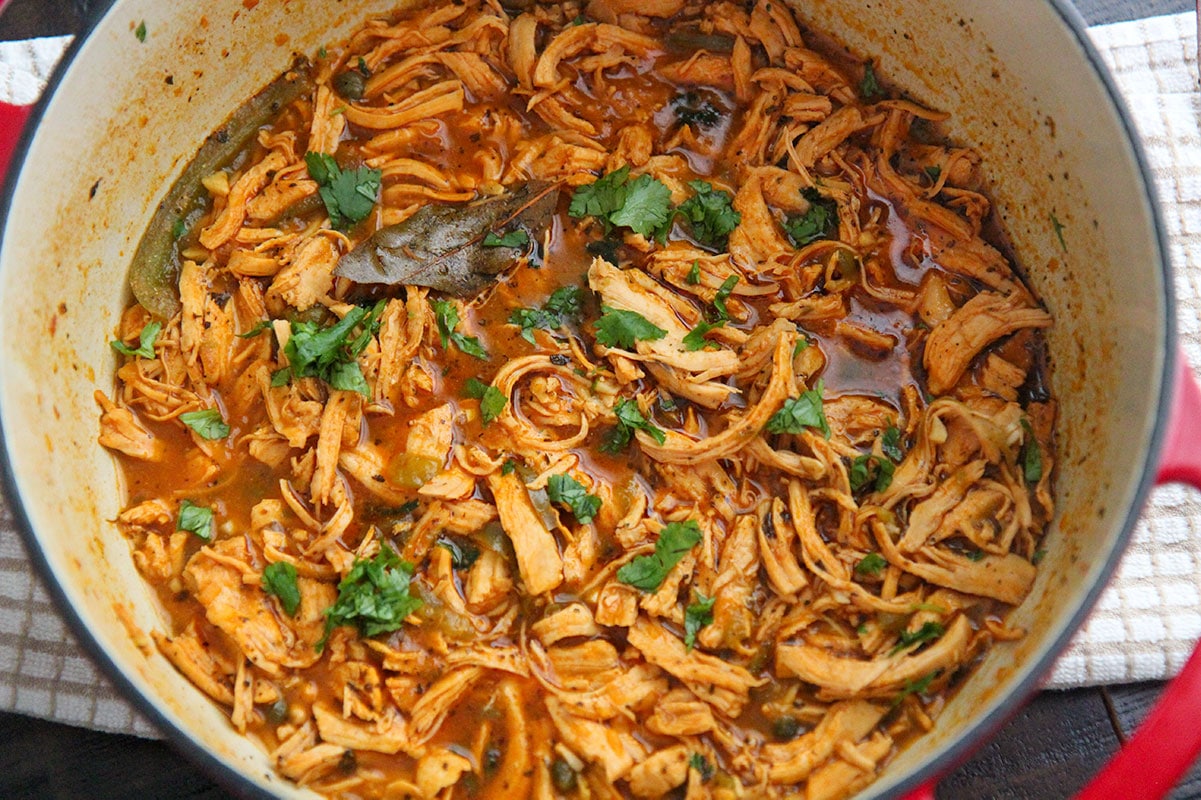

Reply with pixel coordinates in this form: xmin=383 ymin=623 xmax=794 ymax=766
xmin=0 ymin=1 xmax=1170 ymax=798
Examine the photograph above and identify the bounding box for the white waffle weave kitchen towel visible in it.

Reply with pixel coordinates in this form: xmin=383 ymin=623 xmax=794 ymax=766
xmin=1 ymin=12 xmax=1200 ymax=737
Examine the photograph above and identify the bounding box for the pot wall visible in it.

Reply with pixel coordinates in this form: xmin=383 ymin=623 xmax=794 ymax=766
xmin=0 ymin=1 xmax=1169 ymax=797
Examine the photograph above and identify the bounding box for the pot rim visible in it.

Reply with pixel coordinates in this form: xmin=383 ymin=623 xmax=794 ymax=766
xmin=0 ymin=1 xmax=1176 ymax=798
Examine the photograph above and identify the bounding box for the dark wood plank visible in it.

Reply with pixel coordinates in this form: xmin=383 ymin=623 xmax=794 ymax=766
xmin=937 ymin=688 xmax=1121 ymax=800
xmin=1103 ymin=683 xmax=1201 ymax=799
xmin=0 ymin=0 xmax=87 ymax=42
xmin=0 ymin=711 xmax=231 ymax=800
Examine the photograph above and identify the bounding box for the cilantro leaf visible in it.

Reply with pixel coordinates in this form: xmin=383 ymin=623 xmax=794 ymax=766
xmin=686 ymin=260 xmax=701 ymax=285
xmin=236 ymin=320 xmax=272 ymax=339
xmin=545 ymin=286 xmax=584 ymax=318
xmin=509 ymin=286 xmax=585 ymax=344
xmin=783 ymin=188 xmax=838 ymax=247
xmin=501 ymin=459 xmax=517 ymax=476
xmin=463 ymin=378 xmax=506 ymax=425
xmin=766 ymin=380 xmax=830 ymax=438
xmin=892 ymin=672 xmax=938 ymax=708
xmin=617 ymin=520 xmax=703 ymax=591
xmin=689 ymin=752 xmax=715 ymax=783
xmin=677 ymin=181 xmax=740 ymax=248
xmin=673 ymin=91 xmax=721 ymax=129
xmin=180 ymin=408 xmax=231 ymax=440
xmin=891 ymin=621 xmax=945 ymax=655
xmin=483 ymin=229 xmax=530 ymax=249
xmin=601 ymin=397 xmax=667 ymax=453
xmin=570 ymin=166 xmax=631 ymax=223
xmin=684 ymin=594 xmax=716 ymax=650
xmin=860 ymin=60 xmax=882 ymax=99
xmin=304 ymin=152 xmax=381 ymax=230
xmin=262 ymin=562 xmax=301 ymax=615
xmin=431 ymin=299 xmax=489 ymax=360
xmin=569 ymin=166 xmax=674 ymax=239
xmin=594 ymin=307 xmax=667 ymax=349
xmin=509 ymin=308 xmax=558 ymax=343
xmin=849 ymin=454 xmax=895 ymax=493
xmin=855 ymin=552 xmax=888 ymax=576
xmin=318 ymin=546 xmax=422 ymax=651
xmin=177 ymin=500 xmax=214 ymax=541
xmin=436 ymin=536 xmax=480 ymax=569
xmin=111 ymin=321 xmax=161 ymax=359
xmin=547 ymin=473 xmax=602 ymax=525
xmin=924 ymin=165 xmax=942 ymax=181
xmin=276 ymin=301 xmax=384 ymax=395
xmin=609 ymin=174 xmax=674 ymax=239
xmin=134 ymin=20 xmax=147 ymax=42
xmin=713 ymin=275 xmax=738 ymax=321
xmin=683 ymin=320 xmax=724 ymax=351
xmin=882 ymin=425 xmax=904 ymax=462
xmin=1020 ymin=419 xmax=1043 ymax=483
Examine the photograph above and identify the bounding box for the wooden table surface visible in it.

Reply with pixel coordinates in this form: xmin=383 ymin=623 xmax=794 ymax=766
xmin=2 ymin=0 xmax=1199 ymax=798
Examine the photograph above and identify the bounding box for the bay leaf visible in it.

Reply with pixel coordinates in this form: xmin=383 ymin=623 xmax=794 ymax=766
xmin=335 ymin=181 xmax=560 ymax=296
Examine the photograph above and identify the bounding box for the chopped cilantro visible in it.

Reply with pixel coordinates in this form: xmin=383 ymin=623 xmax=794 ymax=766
xmin=177 ymin=500 xmax=213 ymax=541
xmin=677 ymin=181 xmax=741 ymax=249
xmin=684 ymin=594 xmax=716 ymax=650
xmin=436 ymin=537 xmax=480 ymax=569
xmin=967 ymin=550 xmax=987 ymax=562
xmin=546 ymin=473 xmax=602 ymax=525
xmin=569 ymin=166 xmax=674 ymax=240
xmin=1032 ymin=548 xmax=1047 ymax=565
xmin=882 ymin=425 xmax=904 ymax=462
xmin=304 ymin=152 xmax=381 ymax=230
xmin=672 ymin=91 xmax=721 ymax=129
xmin=1050 ymin=212 xmax=1068 ymax=253
xmin=891 ymin=621 xmax=945 ymax=655
xmin=849 ymin=454 xmax=895 ymax=493
xmin=1020 ymin=419 xmax=1043 ymax=483
xmin=171 ymin=217 xmax=187 ymax=240
xmin=713 ymin=275 xmax=738 ymax=321
xmin=275 ymin=301 xmax=385 ymax=394
xmin=509 ymin=286 xmax=584 ymax=344
xmin=431 ymin=299 xmax=489 ymax=360
xmin=318 ymin=546 xmax=422 ymax=651
xmin=784 ymin=188 xmax=838 ymax=247
xmin=892 ymin=672 xmax=937 ymax=707
xmin=689 ymin=752 xmax=715 ymax=783
xmin=482 ymin=229 xmax=530 ymax=249
xmin=686 ymin=260 xmax=701 ymax=285
xmin=180 ymin=408 xmax=231 ymax=440
xmin=236 ymin=320 xmax=272 ymax=339
xmin=594 ymin=307 xmax=667 ymax=349
xmin=793 ymin=337 xmax=811 ymax=358
xmin=617 ymin=520 xmax=703 ymax=592
xmin=766 ymin=381 xmax=830 ymax=438
xmin=501 ymin=459 xmax=517 ymax=476
xmin=601 ymin=397 xmax=667 ymax=453
xmin=134 ymin=20 xmax=147 ymax=42
xmin=925 ymin=165 xmax=942 ymax=181
xmin=463 ymin=378 xmax=506 ymax=425
xmin=110 ymin=321 xmax=161 ymax=359
xmin=860 ymin=60 xmax=881 ymax=99
xmin=855 ymin=552 xmax=889 ymax=576
xmin=262 ymin=562 xmax=301 ymax=615
xmin=683 ymin=320 xmax=724 ymax=351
